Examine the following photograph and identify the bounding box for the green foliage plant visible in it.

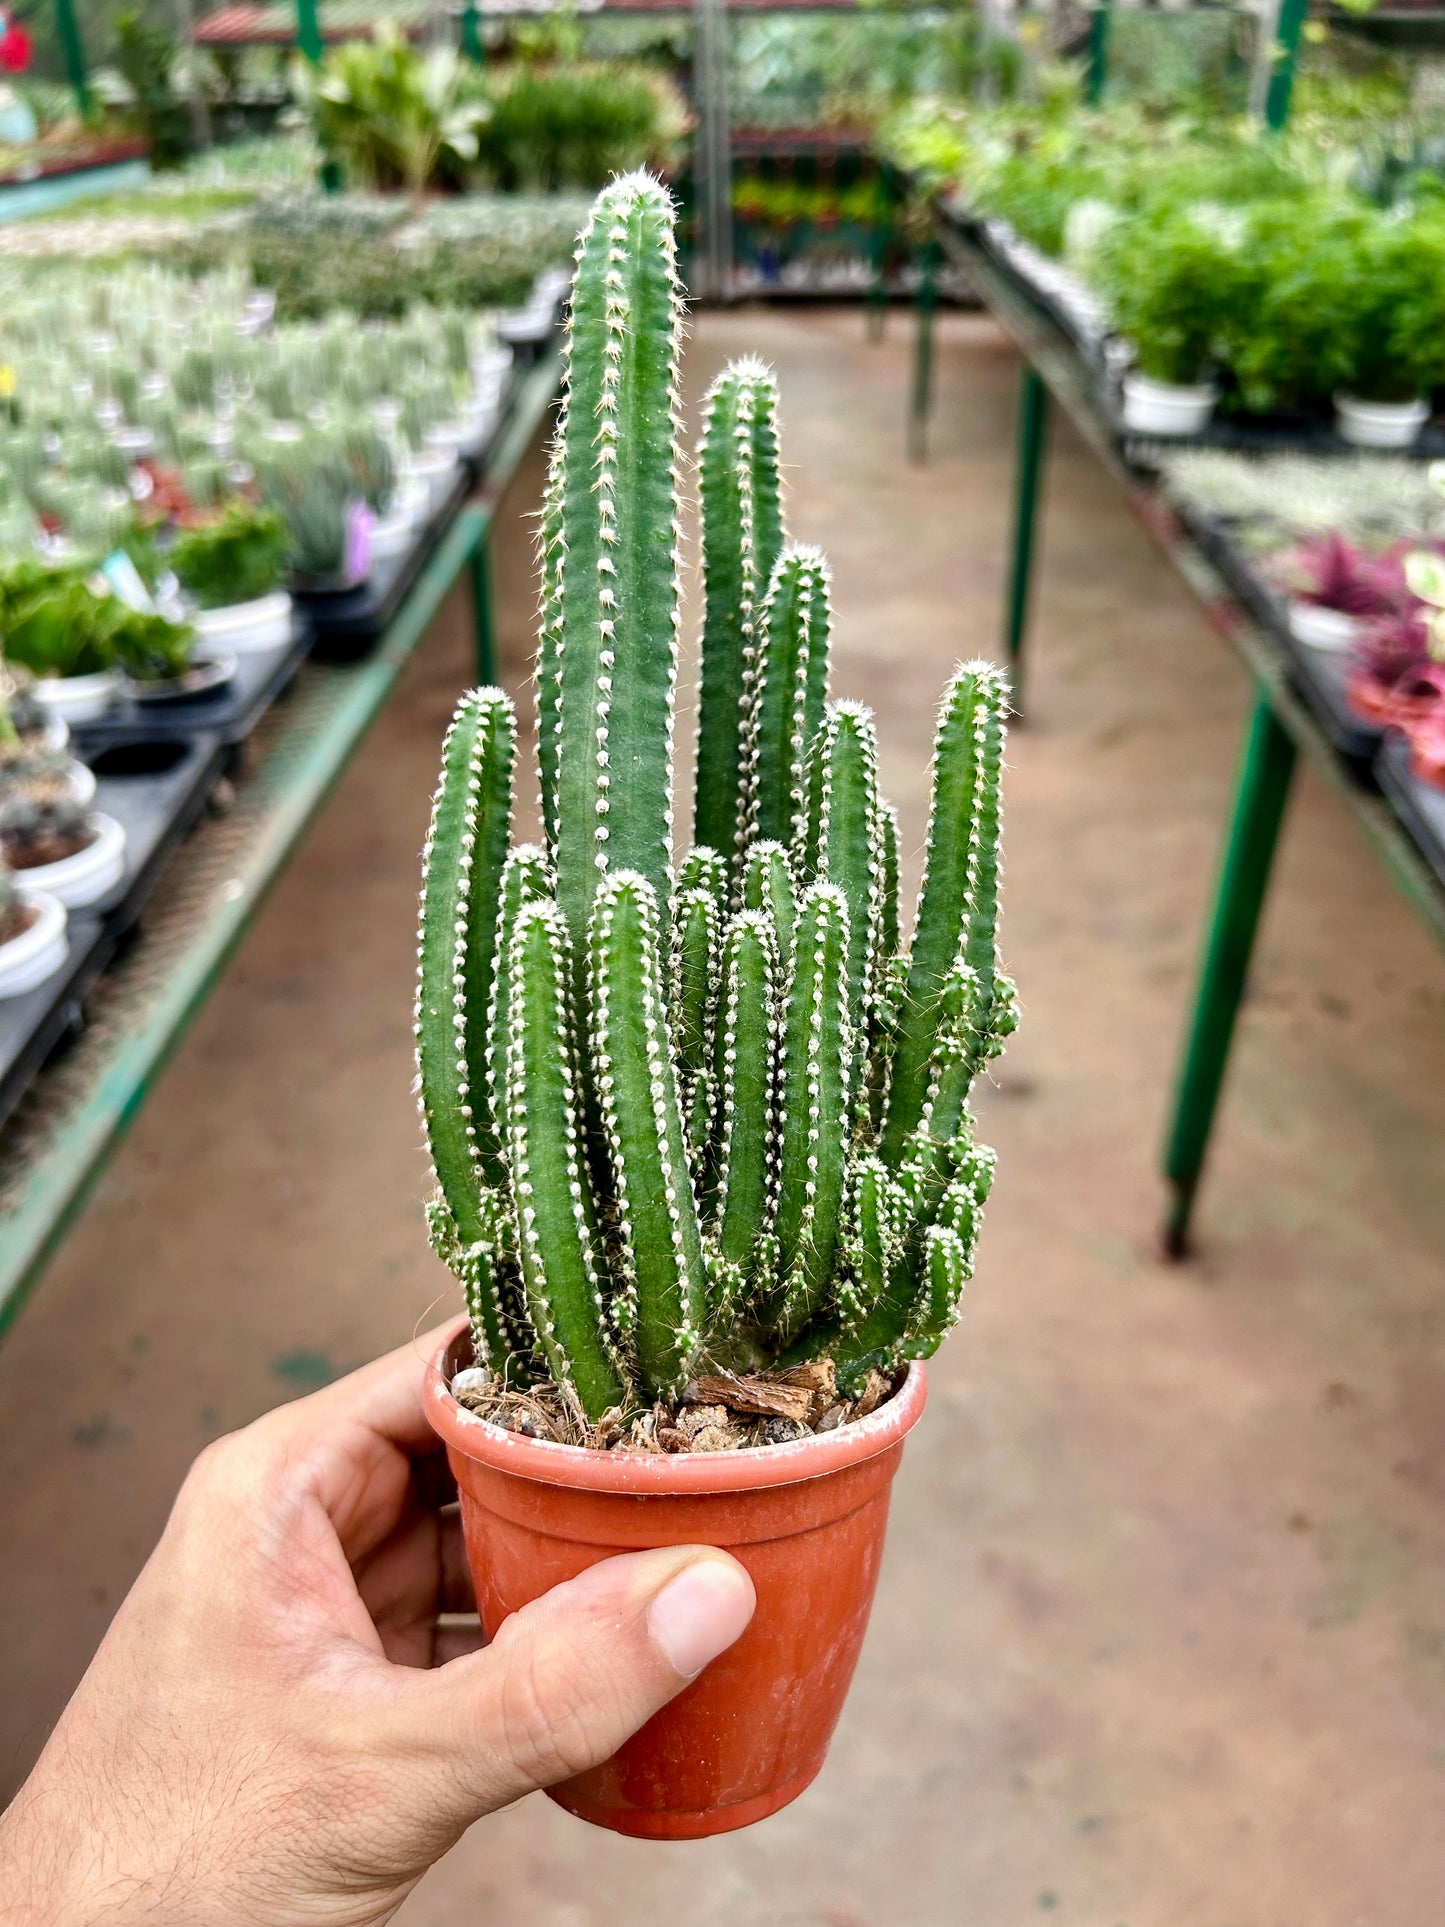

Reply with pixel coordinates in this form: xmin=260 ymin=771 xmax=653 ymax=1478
xmin=171 ymin=500 xmax=289 ymax=609
xmin=416 ymin=175 xmax=1015 ymax=1429
xmin=1094 ymin=200 xmax=1248 ymax=387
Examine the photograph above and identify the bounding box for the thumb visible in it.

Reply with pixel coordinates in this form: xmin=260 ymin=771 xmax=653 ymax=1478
xmin=392 ymin=1546 xmax=755 ymax=1823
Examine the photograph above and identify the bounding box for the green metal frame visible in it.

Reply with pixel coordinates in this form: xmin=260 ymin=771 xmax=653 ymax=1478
xmin=908 ymin=237 xmax=939 ymax=462
xmin=1005 ymin=364 xmax=1048 ymax=712
xmin=54 ymin=0 xmax=91 ymax=117
xmin=460 ymin=0 xmax=485 ymax=64
xmin=1264 ymin=0 xmax=1308 ymax=132
xmin=0 ymin=349 xmax=560 ymax=1339
xmin=1162 ymin=693 xmax=1296 ymax=1256
xmin=928 ymin=209 xmax=1445 ymax=1254
xmin=1085 ymin=1 xmax=1112 ymax=107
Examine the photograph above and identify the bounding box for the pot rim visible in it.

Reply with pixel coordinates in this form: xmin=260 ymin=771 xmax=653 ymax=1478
xmin=425 ymin=1321 xmax=927 ymax=1496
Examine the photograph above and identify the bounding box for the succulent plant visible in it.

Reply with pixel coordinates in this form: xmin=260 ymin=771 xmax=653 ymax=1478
xmin=416 ymin=175 xmax=1014 ymax=1431
xmin=0 ymin=782 xmax=90 ymax=866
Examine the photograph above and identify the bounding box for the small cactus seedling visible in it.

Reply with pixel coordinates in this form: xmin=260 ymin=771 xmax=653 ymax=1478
xmin=417 ymin=173 xmax=1013 ymax=1431
xmin=0 ymin=784 xmax=92 ymax=868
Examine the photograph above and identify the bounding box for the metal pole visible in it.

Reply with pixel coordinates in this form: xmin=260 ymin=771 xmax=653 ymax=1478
xmin=1004 ymin=365 xmax=1049 ymax=712
xmin=54 ymin=0 xmax=91 ymax=118
xmin=469 ymin=522 xmax=497 ymax=686
xmin=1161 ymin=691 xmax=1297 ymax=1257
xmin=908 ymin=238 xmax=938 ymax=462
xmin=1264 ymin=0 xmax=1307 ymax=131
xmin=460 ymin=0 xmax=484 ymax=65
xmin=1085 ymin=1 xmax=1111 ymax=107
xmin=295 ymin=0 xmax=323 ymax=65
xmin=692 ymin=0 xmax=733 ymax=301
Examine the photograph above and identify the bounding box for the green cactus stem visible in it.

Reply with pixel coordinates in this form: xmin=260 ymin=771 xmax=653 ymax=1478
xmin=502 ymin=898 xmax=624 ymax=1420
xmin=710 ymin=906 xmax=780 ymax=1273
xmin=676 ymin=843 xmax=727 ymax=908
xmin=744 ymin=545 xmax=832 ymax=851
xmin=550 ymin=173 xmax=685 ymax=949
xmin=799 ymin=700 xmax=884 ymax=1048
xmin=881 ymin=659 xmax=1008 ymax=1165
xmin=670 ymin=883 xmax=720 ymax=1158
xmin=877 ymin=799 xmax=901 ymax=966
xmin=694 ymin=357 xmax=784 ymax=871
xmin=908 ymin=1224 xmax=970 ymax=1358
xmin=535 ymin=451 xmax=565 ymax=854
xmin=415 ymin=688 xmax=516 ymax=1359
xmin=740 ymin=838 xmax=796 ymax=963
xmin=769 ymin=881 xmax=852 ymax=1339
xmin=588 ymin=870 xmax=708 ymax=1398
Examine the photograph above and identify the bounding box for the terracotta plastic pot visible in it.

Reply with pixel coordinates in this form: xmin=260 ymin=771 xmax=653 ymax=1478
xmin=425 ymin=1328 xmax=927 ymax=1840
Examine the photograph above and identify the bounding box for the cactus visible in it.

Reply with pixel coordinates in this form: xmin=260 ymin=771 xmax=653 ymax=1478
xmin=417 ymin=174 xmax=1012 ymax=1426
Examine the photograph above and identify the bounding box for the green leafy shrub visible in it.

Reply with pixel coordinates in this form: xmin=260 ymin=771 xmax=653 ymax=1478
xmin=0 ymin=560 xmax=193 ymax=681
xmin=460 ymin=61 xmax=685 ymax=192
xmin=171 ymin=501 xmax=289 ymax=609
xmin=1094 ymin=201 xmax=1248 ymax=386
xmin=289 ymin=27 xmax=489 ymax=195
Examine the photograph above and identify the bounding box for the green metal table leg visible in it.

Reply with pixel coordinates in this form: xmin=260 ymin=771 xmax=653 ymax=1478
xmin=1004 ymin=364 xmax=1049 ymax=712
xmin=55 ymin=0 xmax=92 ymax=117
xmin=908 ymin=238 xmax=939 ymax=463
xmin=1264 ymin=0 xmax=1308 ymax=131
xmin=1161 ymin=691 xmax=1297 ymax=1257
xmin=469 ymin=521 xmax=497 ymax=686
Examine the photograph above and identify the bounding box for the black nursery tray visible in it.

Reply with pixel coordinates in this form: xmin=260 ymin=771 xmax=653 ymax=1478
xmin=296 ymin=467 xmax=472 ymax=662
xmin=1102 ymin=381 xmax=1445 ymax=473
xmin=1377 ymin=732 xmax=1445 ymax=886
xmin=1180 ymin=505 xmax=1384 ymax=770
xmin=88 ymin=733 xmax=227 ymax=935
xmin=0 ymin=914 xmax=114 ymax=1132
xmin=72 ymin=618 xmax=311 ymax=752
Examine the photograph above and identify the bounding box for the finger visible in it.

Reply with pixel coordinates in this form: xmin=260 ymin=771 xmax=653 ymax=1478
xmin=381 ymin=1546 xmax=755 ymax=1821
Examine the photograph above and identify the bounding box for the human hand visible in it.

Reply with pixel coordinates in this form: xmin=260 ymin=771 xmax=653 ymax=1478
xmin=0 ymin=1324 xmax=755 ymax=1927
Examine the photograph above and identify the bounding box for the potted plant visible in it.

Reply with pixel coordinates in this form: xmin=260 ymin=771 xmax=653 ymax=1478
xmin=1094 ymin=200 xmax=1245 ymax=435
xmin=0 ymin=561 xmax=124 ymax=722
xmin=419 ymin=175 xmax=1015 ymax=1840
xmin=171 ymin=499 xmax=293 ymax=653
xmin=1275 ymin=530 xmax=1406 ymax=652
xmin=1332 ymin=215 xmax=1445 ymax=448
xmin=0 ymin=859 xmax=67 ymax=1000
xmin=0 ymin=781 xmax=125 ymax=910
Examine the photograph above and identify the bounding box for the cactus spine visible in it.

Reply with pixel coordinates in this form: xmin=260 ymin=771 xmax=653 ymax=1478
xmin=417 ymin=176 xmax=1013 ymax=1420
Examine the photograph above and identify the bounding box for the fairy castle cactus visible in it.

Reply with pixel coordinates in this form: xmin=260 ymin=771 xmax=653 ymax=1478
xmin=417 ymin=172 xmax=1014 ymax=1425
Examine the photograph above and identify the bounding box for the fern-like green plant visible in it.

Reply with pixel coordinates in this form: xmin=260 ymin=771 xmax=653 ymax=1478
xmin=417 ymin=174 xmax=1014 ymax=1425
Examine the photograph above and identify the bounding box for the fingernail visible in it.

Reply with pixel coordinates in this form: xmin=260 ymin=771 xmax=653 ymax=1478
xmin=647 ymin=1558 xmax=756 ymax=1680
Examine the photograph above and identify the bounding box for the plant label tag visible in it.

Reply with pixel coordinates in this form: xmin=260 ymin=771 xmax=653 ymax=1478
xmin=98 ymin=551 xmax=155 ymax=614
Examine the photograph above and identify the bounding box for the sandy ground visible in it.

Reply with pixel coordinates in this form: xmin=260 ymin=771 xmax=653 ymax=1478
xmin=1 ymin=307 xmax=1443 ymax=1925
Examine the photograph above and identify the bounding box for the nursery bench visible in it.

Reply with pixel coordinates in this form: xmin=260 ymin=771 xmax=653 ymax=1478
xmin=0 ymin=348 xmax=561 ymax=1340
xmin=918 ymin=213 xmax=1445 ymax=1258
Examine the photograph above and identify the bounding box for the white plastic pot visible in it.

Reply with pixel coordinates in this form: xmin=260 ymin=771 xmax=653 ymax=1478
xmin=1121 ymin=372 xmax=1218 ymax=437
xmin=1334 ymin=394 xmax=1429 ymax=449
xmin=369 ymin=503 xmax=414 ymax=561
xmin=400 ymin=447 xmax=459 ymax=514
xmin=0 ymin=888 xmax=67 ymax=998
xmin=32 ymin=666 xmax=122 ymax=724
xmin=10 ymin=811 xmax=126 ymax=909
xmin=424 ymin=417 xmax=482 ymax=457
xmin=470 ymin=345 xmax=512 ymax=405
xmin=193 ymin=589 xmax=293 ymax=656
xmin=1288 ymin=600 xmax=1362 ymax=653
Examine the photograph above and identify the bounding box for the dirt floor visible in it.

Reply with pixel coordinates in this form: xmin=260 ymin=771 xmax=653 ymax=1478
xmin=2 ymin=307 xmax=1444 ymax=1925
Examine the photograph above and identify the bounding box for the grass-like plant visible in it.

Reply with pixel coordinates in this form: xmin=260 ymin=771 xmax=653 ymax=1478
xmin=417 ymin=174 xmax=1013 ymax=1427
